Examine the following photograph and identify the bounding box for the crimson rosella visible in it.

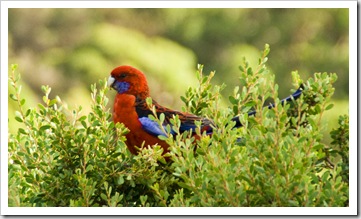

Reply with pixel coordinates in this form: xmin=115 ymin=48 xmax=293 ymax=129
xmin=108 ymin=65 xmax=303 ymax=156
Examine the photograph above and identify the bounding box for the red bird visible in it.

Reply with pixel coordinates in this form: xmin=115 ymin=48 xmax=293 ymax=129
xmin=108 ymin=65 xmax=303 ymax=156
xmin=108 ymin=65 xmax=214 ymax=155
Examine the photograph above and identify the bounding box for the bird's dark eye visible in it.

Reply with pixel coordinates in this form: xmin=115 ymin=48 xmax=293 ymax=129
xmin=118 ymin=73 xmax=127 ymax=79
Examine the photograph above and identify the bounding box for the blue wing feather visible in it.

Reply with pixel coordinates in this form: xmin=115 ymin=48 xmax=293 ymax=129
xmin=139 ymin=117 xmax=167 ymax=137
xmin=135 ymin=97 xmax=215 ymax=136
xmin=139 ymin=117 xmax=175 ymax=137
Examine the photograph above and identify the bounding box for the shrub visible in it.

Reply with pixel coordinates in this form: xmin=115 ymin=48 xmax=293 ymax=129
xmin=8 ymin=45 xmax=348 ymax=207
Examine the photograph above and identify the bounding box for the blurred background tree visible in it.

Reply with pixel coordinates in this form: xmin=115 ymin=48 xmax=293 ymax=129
xmin=8 ymin=8 xmax=349 ymax=143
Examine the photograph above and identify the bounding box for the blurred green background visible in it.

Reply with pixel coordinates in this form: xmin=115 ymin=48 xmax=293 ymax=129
xmin=8 ymin=8 xmax=349 ymax=143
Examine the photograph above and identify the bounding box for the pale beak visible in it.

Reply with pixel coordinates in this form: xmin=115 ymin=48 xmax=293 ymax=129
xmin=108 ymin=76 xmax=115 ymax=88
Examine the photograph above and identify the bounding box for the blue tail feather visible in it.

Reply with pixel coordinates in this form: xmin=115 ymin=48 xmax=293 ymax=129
xmin=231 ymin=85 xmax=304 ymax=128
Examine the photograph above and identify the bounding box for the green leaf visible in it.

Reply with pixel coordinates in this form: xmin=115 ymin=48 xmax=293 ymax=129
xmin=239 ymin=65 xmax=244 ymax=72
xmin=39 ymin=125 xmax=51 ymax=132
xmin=43 ymin=96 xmax=49 ymax=105
xmin=100 ymin=193 xmax=108 ymax=202
xmin=85 ymin=165 xmax=93 ymax=172
xmin=159 ymin=113 xmax=165 ymax=123
xmin=264 ymin=43 xmax=270 ymax=56
xmin=11 ymin=64 xmax=18 ymax=71
xmin=229 ymin=96 xmax=237 ymax=105
xmin=15 ymin=114 xmax=23 ymax=123
xmin=10 ymin=94 xmax=18 ymax=101
xmin=146 ymin=97 xmax=153 ymax=106
xmin=49 ymin=99 xmax=57 ymax=106
xmin=140 ymin=195 xmax=148 ymax=206
xmin=17 ymin=151 xmax=26 ymax=156
xmin=25 ymin=177 xmax=33 ymax=184
xmin=325 ymin=103 xmax=334 ymax=111
xmin=117 ymin=176 xmax=125 ymax=185
xmin=18 ymin=128 xmax=27 ymax=134
xmin=81 ymin=121 xmax=87 ymax=128
xmin=313 ymin=144 xmax=323 ymax=150
xmin=38 ymin=103 xmax=46 ymax=111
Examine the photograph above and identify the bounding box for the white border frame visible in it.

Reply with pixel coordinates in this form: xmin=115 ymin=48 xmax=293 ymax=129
xmin=1 ymin=1 xmax=357 ymax=216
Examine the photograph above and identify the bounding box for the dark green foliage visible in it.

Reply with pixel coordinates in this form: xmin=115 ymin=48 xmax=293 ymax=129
xmin=8 ymin=45 xmax=348 ymax=207
xmin=8 ymin=64 xmax=179 ymax=207
xmin=328 ymin=115 xmax=349 ymax=185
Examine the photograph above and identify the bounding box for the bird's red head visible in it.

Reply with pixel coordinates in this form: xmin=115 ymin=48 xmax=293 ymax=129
xmin=108 ymin=65 xmax=150 ymax=98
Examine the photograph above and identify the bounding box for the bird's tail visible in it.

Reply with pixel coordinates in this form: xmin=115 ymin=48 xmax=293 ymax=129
xmin=231 ymin=84 xmax=304 ymax=128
